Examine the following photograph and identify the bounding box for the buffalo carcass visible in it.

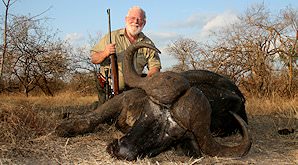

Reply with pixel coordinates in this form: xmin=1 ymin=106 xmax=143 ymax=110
xmin=55 ymin=42 xmax=252 ymax=161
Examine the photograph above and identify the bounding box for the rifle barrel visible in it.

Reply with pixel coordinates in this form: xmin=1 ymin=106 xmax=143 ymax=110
xmin=107 ymin=9 xmax=119 ymax=95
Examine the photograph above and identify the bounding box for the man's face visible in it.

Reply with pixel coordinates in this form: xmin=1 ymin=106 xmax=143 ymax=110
xmin=125 ymin=10 xmax=146 ymax=36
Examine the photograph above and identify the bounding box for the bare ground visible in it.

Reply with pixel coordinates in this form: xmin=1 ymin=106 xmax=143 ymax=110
xmin=0 ymin=95 xmax=297 ymax=165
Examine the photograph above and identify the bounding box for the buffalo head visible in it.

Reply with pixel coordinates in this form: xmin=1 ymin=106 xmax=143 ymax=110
xmin=107 ymin=99 xmax=186 ymax=160
xmin=106 ymin=42 xmax=252 ymax=160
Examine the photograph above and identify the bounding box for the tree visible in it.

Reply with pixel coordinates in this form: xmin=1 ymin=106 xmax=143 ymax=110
xmin=166 ymin=4 xmax=298 ymax=97
xmin=166 ymin=37 xmax=206 ymax=72
xmin=5 ymin=15 xmax=69 ymax=96
xmin=68 ymin=33 xmax=106 ymax=103
xmin=278 ymin=7 xmax=298 ymax=94
xmin=209 ymin=4 xmax=298 ymax=96
xmin=1 ymin=0 xmax=15 ymax=82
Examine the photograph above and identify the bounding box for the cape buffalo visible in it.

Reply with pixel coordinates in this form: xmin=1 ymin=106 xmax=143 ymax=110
xmin=55 ymin=42 xmax=252 ymax=161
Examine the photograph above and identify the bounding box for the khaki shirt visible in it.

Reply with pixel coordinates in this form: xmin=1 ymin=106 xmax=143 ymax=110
xmin=91 ymin=28 xmax=161 ymax=91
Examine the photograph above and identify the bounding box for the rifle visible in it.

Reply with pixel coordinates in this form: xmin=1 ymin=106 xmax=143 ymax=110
xmin=107 ymin=8 xmax=119 ymax=96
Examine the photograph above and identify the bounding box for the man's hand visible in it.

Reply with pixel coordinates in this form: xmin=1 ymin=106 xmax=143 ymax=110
xmin=91 ymin=43 xmax=116 ymax=64
xmin=147 ymin=67 xmax=160 ymax=77
xmin=103 ymin=43 xmax=116 ymax=57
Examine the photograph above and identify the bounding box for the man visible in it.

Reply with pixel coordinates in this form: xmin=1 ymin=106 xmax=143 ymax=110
xmin=91 ymin=6 xmax=161 ymax=99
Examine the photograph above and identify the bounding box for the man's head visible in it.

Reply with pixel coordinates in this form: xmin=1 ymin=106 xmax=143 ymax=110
xmin=125 ymin=6 xmax=146 ymax=36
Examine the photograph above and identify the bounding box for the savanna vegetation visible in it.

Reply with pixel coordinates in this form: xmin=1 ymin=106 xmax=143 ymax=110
xmin=0 ymin=1 xmax=297 ymax=164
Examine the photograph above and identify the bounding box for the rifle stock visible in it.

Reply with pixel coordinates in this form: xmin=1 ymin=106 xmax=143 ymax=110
xmin=107 ymin=9 xmax=119 ymax=95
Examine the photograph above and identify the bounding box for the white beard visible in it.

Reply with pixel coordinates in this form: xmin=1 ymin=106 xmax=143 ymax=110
xmin=126 ymin=23 xmax=144 ymax=36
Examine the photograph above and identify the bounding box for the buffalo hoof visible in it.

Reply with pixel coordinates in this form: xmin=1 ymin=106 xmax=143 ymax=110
xmin=55 ymin=118 xmax=95 ymax=137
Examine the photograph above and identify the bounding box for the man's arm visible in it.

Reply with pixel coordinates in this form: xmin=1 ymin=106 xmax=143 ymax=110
xmin=146 ymin=49 xmax=161 ymax=77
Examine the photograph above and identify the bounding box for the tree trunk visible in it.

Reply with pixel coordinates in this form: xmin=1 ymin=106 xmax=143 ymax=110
xmin=1 ymin=0 xmax=11 ymax=80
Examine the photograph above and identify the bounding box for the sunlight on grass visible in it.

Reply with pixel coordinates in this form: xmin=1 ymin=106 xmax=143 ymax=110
xmin=0 ymin=91 xmax=98 ymax=108
xmin=246 ymin=97 xmax=298 ymax=118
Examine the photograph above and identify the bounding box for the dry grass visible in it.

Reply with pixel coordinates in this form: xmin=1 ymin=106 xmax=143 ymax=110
xmin=246 ymin=96 xmax=298 ymax=117
xmin=0 ymin=93 xmax=297 ymax=164
xmin=1 ymin=91 xmax=97 ymax=107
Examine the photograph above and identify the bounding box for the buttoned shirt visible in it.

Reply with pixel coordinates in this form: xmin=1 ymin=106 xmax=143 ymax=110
xmin=91 ymin=28 xmax=161 ymax=91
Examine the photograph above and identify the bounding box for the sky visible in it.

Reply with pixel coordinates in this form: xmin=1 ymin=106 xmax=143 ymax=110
xmin=1 ymin=0 xmax=298 ymax=69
